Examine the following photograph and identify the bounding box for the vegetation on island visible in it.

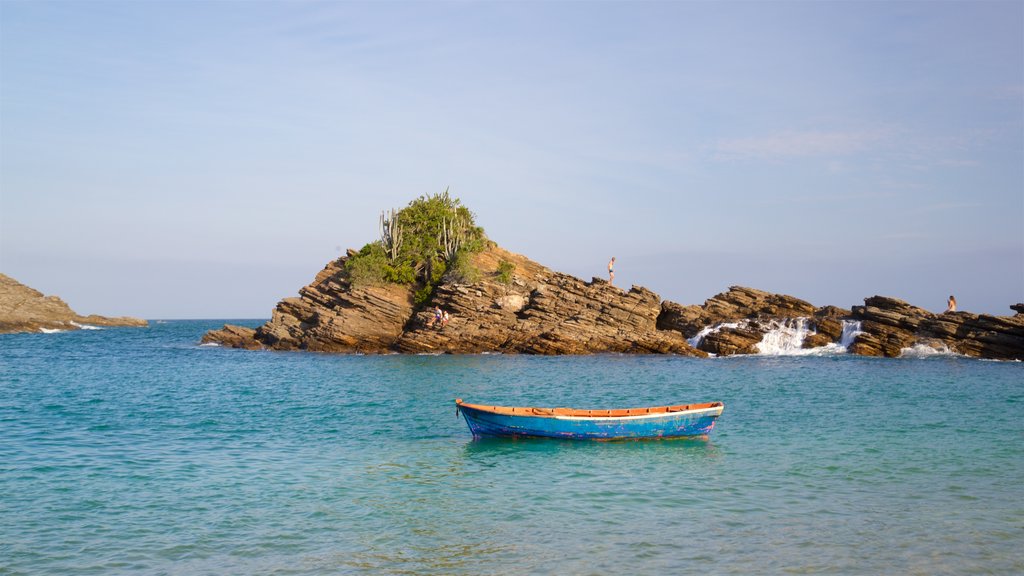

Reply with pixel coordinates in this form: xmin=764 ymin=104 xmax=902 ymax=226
xmin=496 ymin=258 xmax=516 ymax=285
xmin=345 ymin=190 xmax=487 ymax=304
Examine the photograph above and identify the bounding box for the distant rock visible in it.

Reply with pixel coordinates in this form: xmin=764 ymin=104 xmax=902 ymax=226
xmin=0 ymin=274 xmax=147 ymax=333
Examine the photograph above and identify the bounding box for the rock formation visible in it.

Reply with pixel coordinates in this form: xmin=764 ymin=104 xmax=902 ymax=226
xmin=848 ymin=296 xmax=1024 ymax=359
xmin=656 ymin=287 xmax=1024 ymax=361
xmin=203 ymin=249 xmax=1024 ymax=361
xmin=203 ymin=245 xmax=706 ymax=356
xmin=656 ymin=286 xmax=833 ymax=355
xmin=0 ymin=273 xmax=147 ymax=333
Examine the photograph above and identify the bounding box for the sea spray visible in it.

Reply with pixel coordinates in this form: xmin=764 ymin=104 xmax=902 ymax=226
xmin=691 ymin=317 xmax=861 ymax=356
xmin=755 ymin=318 xmax=812 ymax=355
xmin=838 ymin=320 xmax=863 ymax=350
xmin=687 ymin=321 xmax=741 ymax=348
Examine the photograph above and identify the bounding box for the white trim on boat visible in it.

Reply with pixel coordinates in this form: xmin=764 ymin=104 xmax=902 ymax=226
xmin=551 ymin=406 xmax=724 ymax=422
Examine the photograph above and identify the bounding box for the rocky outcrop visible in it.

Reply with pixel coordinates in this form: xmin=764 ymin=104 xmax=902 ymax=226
xmin=656 ymin=286 xmax=850 ymax=356
xmin=203 ymin=256 xmax=414 ymax=352
xmin=202 ymin=251 xmax=1024 ymax=360
xmin=848 ymin=296 xmax=1024 ymax=360
xmin=656 ymin=286 xmax=816 ymax=339
xmin=652 ymin=287 xmax=1024 ymax=360
xmin=0 ymin=273 xmax=147 ymax=333
xmin=203 ymin=245 xmax=705 ymax=356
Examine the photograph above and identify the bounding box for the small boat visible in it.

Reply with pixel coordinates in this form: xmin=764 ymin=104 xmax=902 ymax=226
xmin=455 ymin=398 xmax=724 ymax=440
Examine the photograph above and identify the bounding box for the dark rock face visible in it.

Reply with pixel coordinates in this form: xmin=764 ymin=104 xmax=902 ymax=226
xmin=203 ymin=246 xmax=706 ymax=356
xmin=850 ymin=296 xmax=1024 ymax=360
xmin=0 ymin=273 xmax=147 ymax=334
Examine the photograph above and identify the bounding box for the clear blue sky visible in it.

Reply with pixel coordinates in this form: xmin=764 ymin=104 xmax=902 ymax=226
xmin=2 ymin=1 xmax=1022 ymax=318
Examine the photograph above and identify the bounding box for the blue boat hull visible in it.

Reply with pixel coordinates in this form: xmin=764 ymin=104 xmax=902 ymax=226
xmin=456 ymin=402 xmax=723 ymax=440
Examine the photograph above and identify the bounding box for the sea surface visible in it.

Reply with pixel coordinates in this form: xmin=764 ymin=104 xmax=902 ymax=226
xmin=1 ymin=320 xmax=1022 ymax=575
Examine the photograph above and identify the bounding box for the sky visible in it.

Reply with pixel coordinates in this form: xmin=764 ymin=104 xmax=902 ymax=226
xmin=1 ymin=0 xmax=1022 ymax=318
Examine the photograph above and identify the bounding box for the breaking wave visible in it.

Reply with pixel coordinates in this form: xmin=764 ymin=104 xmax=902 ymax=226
xmin=899 ymin=342 xmax=961 ymax=358
xmin=69 ymin=321 xmax=102 ymax=330
xmin=690 ymin=318 xmax=865 ymax=356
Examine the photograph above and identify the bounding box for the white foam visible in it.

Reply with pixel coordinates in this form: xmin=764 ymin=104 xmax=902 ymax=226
xmin=691 ymin=317 xmax=864 ymax=357
xmin=69 ymin=321 xmax=102 ymax=330
xmin=838 ymin=320 xmax=864 ymax=349
xmin=39 ymin=327 xmax=65 ymax=334
xmin=899 ymin=342 xmax=960 ymax=358
xmin=199 ymin=342 xmax=222 ymax=347
xmin=756 ymin=318 xmax=812 ymax=355
xmin=688 ymin=321 xmax=741 ymax=348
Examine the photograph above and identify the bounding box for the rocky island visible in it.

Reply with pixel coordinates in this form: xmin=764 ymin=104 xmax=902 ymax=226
xmin=204 ymin=193 xmax=1024 ymax=361
xmin=0 ymin=273 xmax=148 ymax=333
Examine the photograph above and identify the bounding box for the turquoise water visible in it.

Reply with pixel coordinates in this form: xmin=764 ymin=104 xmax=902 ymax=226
xmin=2 ymin=321 xmax=1022 ymax=575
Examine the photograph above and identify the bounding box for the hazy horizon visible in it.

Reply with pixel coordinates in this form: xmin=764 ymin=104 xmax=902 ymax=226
xmin=2 ymin=1 xmax=1021 ymax=318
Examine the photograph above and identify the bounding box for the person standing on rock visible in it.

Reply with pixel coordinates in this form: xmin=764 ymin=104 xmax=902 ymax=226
xmin=946 ymin=295 xmax=957 ymax=313
xmin=608 ymin=257 xmax=616 ymax=285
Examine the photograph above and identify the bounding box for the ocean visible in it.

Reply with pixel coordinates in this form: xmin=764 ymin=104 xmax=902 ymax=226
xmin=1 ymin=320 xmax=1022 ymax=575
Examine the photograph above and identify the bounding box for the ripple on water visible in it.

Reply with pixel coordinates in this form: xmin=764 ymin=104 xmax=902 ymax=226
xmin=1 ymin=324 xmax=1022 ymax=574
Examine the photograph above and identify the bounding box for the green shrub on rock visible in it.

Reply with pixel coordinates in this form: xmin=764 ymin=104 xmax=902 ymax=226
xmin=345 ymin=190 xmax=486 ymax=300
xmin=496 ymin=259 xmax=515 ymax=285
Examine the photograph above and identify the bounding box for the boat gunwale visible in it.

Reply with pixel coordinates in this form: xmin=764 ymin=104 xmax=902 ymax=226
xmin=455 ymin=399 xmax=724 ymax=420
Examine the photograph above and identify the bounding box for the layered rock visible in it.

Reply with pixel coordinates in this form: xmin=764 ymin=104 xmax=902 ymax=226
xmin=203 ymin=252 xmax=1024 ymax=360
xmin=653 ymin=287 xmax=1024 ymax=360
xmin=656 ymin=286 xmax=849 ymax=356
xmin=203 ymin=256 xmax=413 ymax=352
xmin=0 ymin=273 xmax=147 ymax=333
xmin=203 ymin=246 xmax=705 ymax=356
xmin=849 ymin=296 xmax=1024 ymax=360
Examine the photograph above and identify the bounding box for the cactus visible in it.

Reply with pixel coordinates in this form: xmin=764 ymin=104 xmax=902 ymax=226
xmin=439 ymin=215 xmax=465 ymax=262
xmin=379 ymin=208 xmax=402 ymax=263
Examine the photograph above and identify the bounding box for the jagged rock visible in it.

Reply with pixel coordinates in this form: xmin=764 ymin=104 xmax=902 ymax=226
xmin=203 ymin=246 xmax=706 ymax=357
xmin=656 ymin=301 xmax=706 ymax=339
xmin=657 ymin=286 xmax=819 ymax=355
xmin=849 ymin=297 xmax=1024 ymax=360
xmin=245 ymin=258 xmax=415 ymax=353
xmin=0 ymin=273 xmax=147 ymax=334
xmin=802 ymin=333 xmax=834 ymax=349
xmin=699 ymin=325 xmax=762 ymax=356
xmin=657 ymin=286 xmax=815 ymax=339
xmin=811 ymin=317 xmax=844 ymax=341
xmin=201 ymin=324 xmax=261 ymax=349
xmin=1012 ymin=303 xmax=1024 ymax=315
xmin=199 ymin=247 xmax=1024 ymax=360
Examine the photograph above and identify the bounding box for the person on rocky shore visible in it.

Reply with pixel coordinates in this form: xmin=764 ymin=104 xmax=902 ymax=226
xmin=427 ymin=306 xmax=442 ymax=327
xmin=608 ymin=257 xmax=616 ymax=285
xmin=945 ymin=295 xmax=957 ymax=313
